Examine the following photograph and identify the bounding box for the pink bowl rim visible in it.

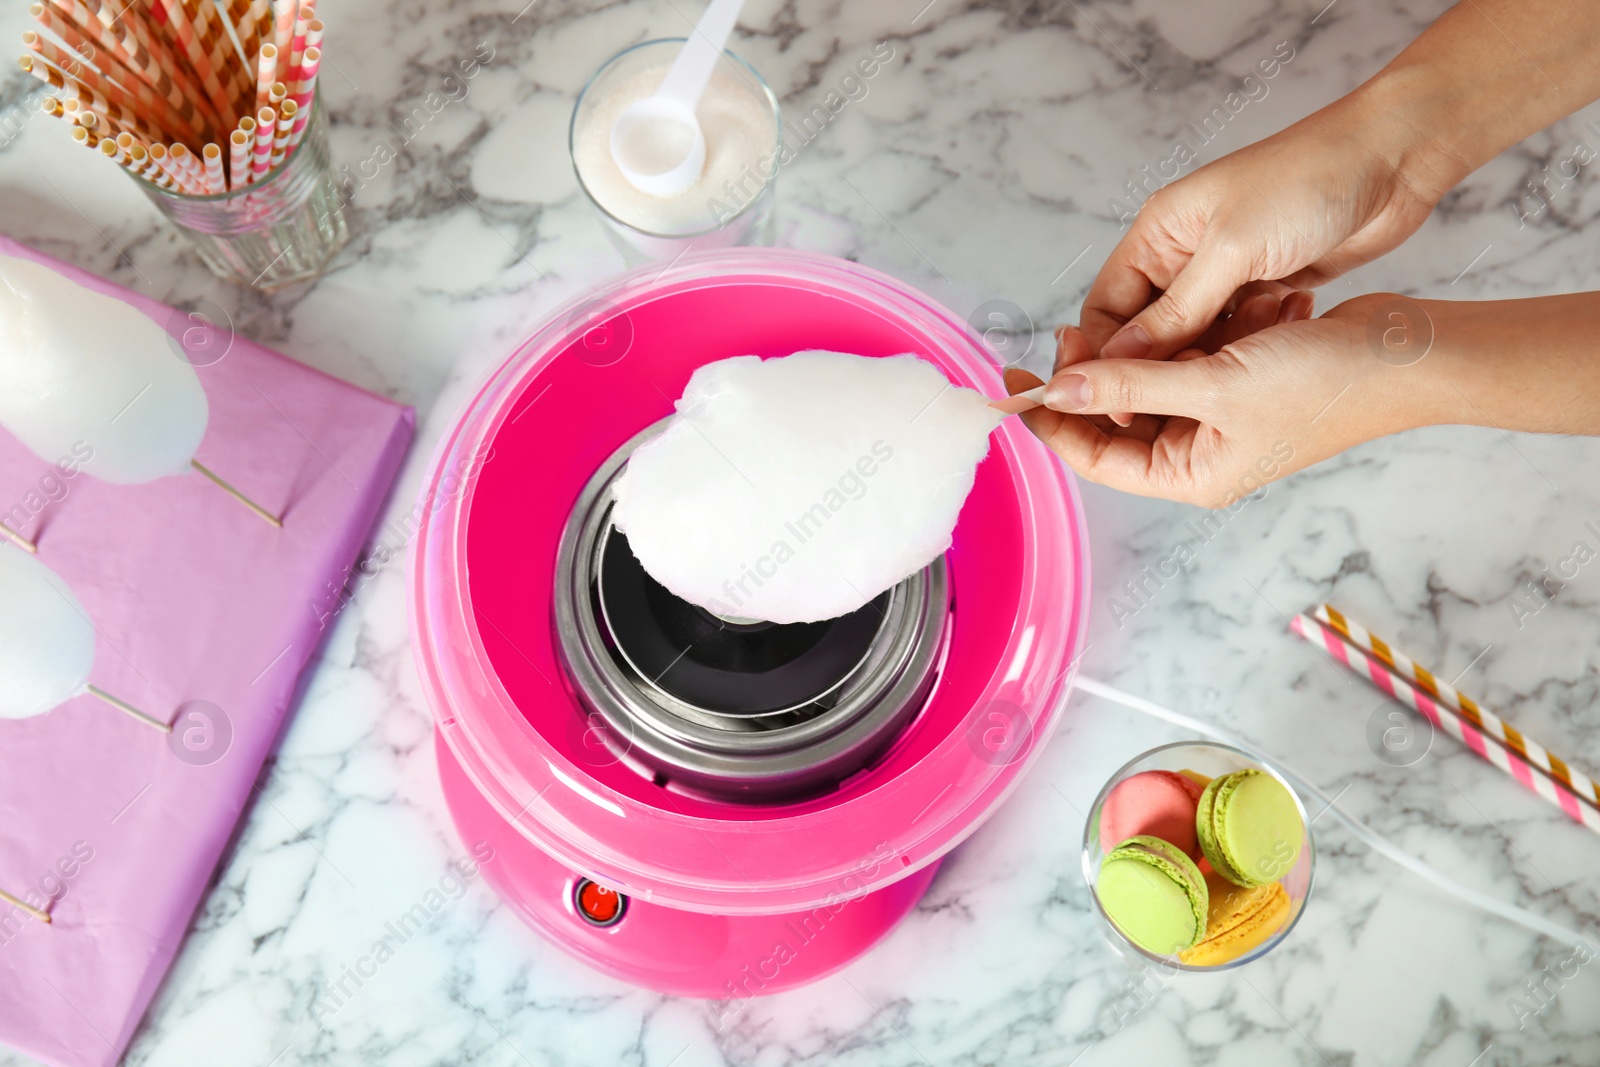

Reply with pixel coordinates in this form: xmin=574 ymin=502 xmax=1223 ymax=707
xmin=407 ymin=248 xmax=1092 ymax=913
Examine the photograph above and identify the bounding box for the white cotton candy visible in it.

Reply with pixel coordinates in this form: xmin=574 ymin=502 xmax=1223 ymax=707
xmin=611 ymin=350 xmax=1004 ymax=624
xmin=0 ymin=254 xmax=209 ymax=484
xmin=0 ymin=548 xmax=96 ymax=720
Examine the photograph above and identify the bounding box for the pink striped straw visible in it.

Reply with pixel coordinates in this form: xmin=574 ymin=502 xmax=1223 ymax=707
xmin=202 ymin=142 xmax=226 ymax=194
xmin=251 ymin=105 xmax=276 ymax=180
xmin=168 ymin=142 xmax=201 ymax=188
xmin=1290 ymin=614 xmax=1600 ymax=836
xmin=289 ymin=46 xmax=319 ymax=137
xmin=269 ymin=80 xmax=287 ymax=106
xmin=271 ymin=0 xmax=298 ymax=81
xmin=285 ymin=13 xmax=310 ymax=91
xmin=254 ymin=42 xmax=278 ymax=113
xmin=229 ymin=128 xmax=251 ymax=190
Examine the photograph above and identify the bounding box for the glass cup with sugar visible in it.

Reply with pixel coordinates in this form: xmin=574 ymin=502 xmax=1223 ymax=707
xmin=570 ymin=39 xmax=782 ymax=264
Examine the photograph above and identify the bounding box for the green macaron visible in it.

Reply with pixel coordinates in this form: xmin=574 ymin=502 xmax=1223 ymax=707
xmin=1196 ymin=769 xmax=1304 ymax=887
xmin=1096 ymin=835 xmax=1209 ymax=955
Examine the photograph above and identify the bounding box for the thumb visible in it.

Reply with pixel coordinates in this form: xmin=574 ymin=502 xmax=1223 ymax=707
xmin=1101 ymin=245 xmax=1248 ymax=361
xmin=1041 ymin=354 xmax=1220 ymax=419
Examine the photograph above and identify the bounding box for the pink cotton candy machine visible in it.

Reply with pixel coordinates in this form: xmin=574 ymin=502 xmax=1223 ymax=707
xmin=408 ymin=249 xmax=1090 ymax=1000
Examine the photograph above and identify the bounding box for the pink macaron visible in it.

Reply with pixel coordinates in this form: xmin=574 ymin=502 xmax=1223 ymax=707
xmin=1098 ymin=769 xmax=1207 ymax=859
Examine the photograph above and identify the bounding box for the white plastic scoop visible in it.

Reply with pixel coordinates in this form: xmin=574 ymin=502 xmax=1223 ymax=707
xmin=609 ymin=0 xmax=745 ymax=198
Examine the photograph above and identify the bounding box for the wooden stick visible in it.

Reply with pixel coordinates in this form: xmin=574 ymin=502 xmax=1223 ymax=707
xmin=85 ymin=684 xmax=171 ymax=733
xmin=190 ymin=459 xmax=282 ymax=527
xmin=0 ymin=523 xmax=37 ymax=553
xmin=0 ymin=887 xmax=51 ymax=925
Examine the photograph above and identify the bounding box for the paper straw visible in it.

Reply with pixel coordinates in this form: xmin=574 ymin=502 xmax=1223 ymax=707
xmin=228 ymin=128 xmax=251 ymax=189
xmin=24 ymin=33 xmax=188 ymax=143
xmin=271 ymin=0 xmax=297 ymax=83
xmin=147 ymin=142 xmax=196 ymax=192
xmin=268 ymin=79 xmax=286 ymax=106
xmin=251 ymin=104 xmax=275 ymax=180
xmin=151 ymin=0 xmax=232 ymax=128
xmin=127 ymin=143 xmax=168 ymax=188
xmin=270 ymin=97 xmax=295 ymax=165
xmin=1313 ymin=604 xmax=1600 ymax=812
xmin=222 ymin=0 xmax=262 ymax=63
xmin=76 ymin=0 xmax=225 ymax=135
xmin=181 ymin=0 xmax=249 ymax=119
xmin=253 ymin=42 xmax=277 ymax=114
xmin=286 ymin=12 xmax=310 ymax=88
xmin=1291 ymin=614 xmax=1600 ymax=837
xmin=202 ymin=142 xmax=226 ymax=193
xmin=26 ymin=5 xmax=197 ymax=140
xmin=290 ymin=44 xmax=320 ymax=112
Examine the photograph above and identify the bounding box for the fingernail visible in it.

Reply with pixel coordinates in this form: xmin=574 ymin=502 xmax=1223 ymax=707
xmin=1282 ymin=291 xmax=1313 ymax=322
xmin=1101 ymin=323 xmax=1151 ymax=361
xmin=1043 ymin=372 xmax=1092 ymax=411
xmin=1245 ymin=294 xmax=1280 ymax=329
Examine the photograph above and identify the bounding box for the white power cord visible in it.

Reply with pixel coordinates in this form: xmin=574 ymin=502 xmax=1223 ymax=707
xmin=1072 ymin=675 xmax=1592 ymax=948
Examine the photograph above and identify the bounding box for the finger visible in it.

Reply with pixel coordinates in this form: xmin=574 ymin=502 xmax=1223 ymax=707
xmin=1279 ymin=289 xmax=1315 ymax=323
xmin=994 ymin=367 xmax=1047 ymax=414
xmin=1021 ymin=409 xmax=1199 ymax=502
xmin=1215 ymin=292 xmax=1281 ymax=347
xmin=1054 ymin=325 xmax=1095 ymax=374
xmin=1096 ymin=243 xmax=1249 ymax=362
xmin=1040 ymin=355 xmax=1221 ymax=420
xmin=1219 ymin=280 xmax=1298 ymax=317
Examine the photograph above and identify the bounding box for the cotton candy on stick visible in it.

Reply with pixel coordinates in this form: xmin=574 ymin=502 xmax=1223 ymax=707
xmin=611 ymin=351 xmax=1005 ymax=625
xmin=0 ymin=255 xmax=281 ymax=527
xmin=0 ymin=546 xmax=169 ymax=732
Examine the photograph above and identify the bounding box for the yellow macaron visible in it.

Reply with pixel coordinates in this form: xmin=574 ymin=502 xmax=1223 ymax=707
xmin=1179 ymin=872 xmax=1290 ymax=966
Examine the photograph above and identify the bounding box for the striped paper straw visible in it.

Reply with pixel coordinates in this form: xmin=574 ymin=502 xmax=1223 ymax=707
xmin=24 ymin=31 xmax=188 ymax=141
xmin=147 ymin=142 xmax=195 ymax=192
xmin=1315 ymin=604 xmax=1600 ymax=812
xmin=251 ymin=104 xmax=275 ymax=180
xmin=26 ymin=6 xmax=198 ymax=140
xmin=129 ymin=142 xmax=174 ymax=189
xmin=268 ymin=79 xmax=286 ymax=107
xmin=270 ymin=97 xmax=295 ymax=165
xmin=284 ymin=12 xmax=309 ymax=93
xmin=202 ymin=141 xmax=226 ymax=193
xmin=290 ymin=45 xmax=319 ymax=111
xmin=271 ymin=0 xmax=297 ymax=81
xmin=228 ymin=128 xmax=251 ymax=189
xmin=1291 ymin=614 xmax=1600 ymax=837
xmin=253 ymin=42 xmax=277 ymax=114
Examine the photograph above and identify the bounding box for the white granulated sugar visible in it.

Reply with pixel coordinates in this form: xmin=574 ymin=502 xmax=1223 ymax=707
xmin=573 ymin=64 xmax=776 ymax=235
xmin=611 ymin=351 xmax=1004 ymax=624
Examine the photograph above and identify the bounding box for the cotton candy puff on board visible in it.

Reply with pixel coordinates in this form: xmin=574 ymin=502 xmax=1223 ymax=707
xmin=610 ymin=350 xmax=1005 ymax=624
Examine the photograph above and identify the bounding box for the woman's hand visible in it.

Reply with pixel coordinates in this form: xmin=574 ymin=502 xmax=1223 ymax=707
xmin=1081 ymin=96 xmax=1445 ymax=366
xmin=1009 ymin=295 xmax=1429 ymax=508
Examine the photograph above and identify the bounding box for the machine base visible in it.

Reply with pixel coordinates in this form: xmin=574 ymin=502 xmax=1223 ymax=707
xmin=436 ymin=730 xmax=941 ymax=1000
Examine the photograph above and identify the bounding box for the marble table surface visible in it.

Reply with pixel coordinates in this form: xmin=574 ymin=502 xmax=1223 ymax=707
xmin=3 ymin=0 xmax=1599 ymax=1064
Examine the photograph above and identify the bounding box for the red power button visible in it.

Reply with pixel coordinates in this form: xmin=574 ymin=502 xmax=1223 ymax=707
xmin=573 ymin=878 xmax=626 ymax=927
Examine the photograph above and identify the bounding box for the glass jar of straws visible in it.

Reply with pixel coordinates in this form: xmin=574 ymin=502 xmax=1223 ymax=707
xmin=19 ymin=0 xmax=346 ymax=291
xmin=129 ymin=90 xmax=347 ymax=290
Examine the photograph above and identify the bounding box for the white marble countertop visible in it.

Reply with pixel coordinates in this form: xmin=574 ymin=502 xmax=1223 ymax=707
xmin=3 ymin=0 xmax=1599 ymax=1064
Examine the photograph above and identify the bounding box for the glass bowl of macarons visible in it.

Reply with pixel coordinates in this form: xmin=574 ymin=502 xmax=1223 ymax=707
xmin=1082 ymin=742 xmax=1315 ymax=970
